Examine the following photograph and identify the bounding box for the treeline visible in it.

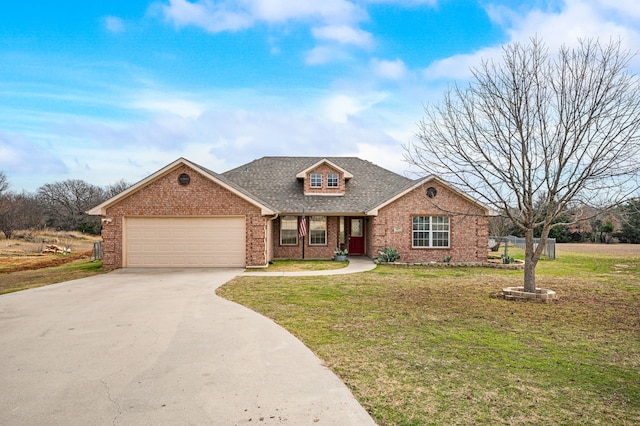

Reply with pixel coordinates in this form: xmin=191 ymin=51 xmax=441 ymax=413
xmin=490 ymin=199 xmax=640 ymax=244
xmin=0 ymin=171 xmax=129 ymax=238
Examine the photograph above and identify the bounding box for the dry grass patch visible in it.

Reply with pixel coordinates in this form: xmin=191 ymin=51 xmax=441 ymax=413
xmin=218 ymin=246 xmax=640 ymax=425
xmin=0 ymin=256 xmax=104 ymax=295
xmin=0 ymin=229 xmax=104 ymax=294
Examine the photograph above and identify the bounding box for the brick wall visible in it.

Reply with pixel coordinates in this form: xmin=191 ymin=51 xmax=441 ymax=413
xmin=302 ymin=163 xmax=346 ymax=195
xmin=272 ymin=215 xmax=339 ymax=259
xmin=100 ymin=165 xmax=266 ymax=268
xmin=369 ymin=182 xmax=488 ymax=263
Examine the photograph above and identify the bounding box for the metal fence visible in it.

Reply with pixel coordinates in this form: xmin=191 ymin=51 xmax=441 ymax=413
xmin=92 ymin=241 xmax=103 ymax=261
xmin=489 ymin=235 xmax=556 ymax=259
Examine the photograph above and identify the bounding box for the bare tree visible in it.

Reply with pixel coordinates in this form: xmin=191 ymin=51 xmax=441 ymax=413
xmin=105 ymin=179 xmax=130 ymax=198
xmin=37 ymin=179 xmax=105 ymax=233
xmin=405 ymin=38 xmax=640 ymax=293
xmin=0 ymin=192 xmax=40 ymax=239
xmin=0 ymin=171 xmax=8 ymax=196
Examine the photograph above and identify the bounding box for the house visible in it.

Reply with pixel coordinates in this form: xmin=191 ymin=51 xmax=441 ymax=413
xmin=88 ymin=157 xmax=489 ymax=268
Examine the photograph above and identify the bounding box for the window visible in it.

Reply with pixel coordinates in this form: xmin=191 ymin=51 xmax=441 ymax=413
xmin=280 ymin=216 xmax=298 ymax=245
xmin=309 ymin=216 xmax=327 ymax=245
xmin=412 ymin=216 xmax=450 ymax=248
xmin=327 ymin=173 xmax=339 ymax=188
xmin=310 ymin=173 xmax=322 ymax=188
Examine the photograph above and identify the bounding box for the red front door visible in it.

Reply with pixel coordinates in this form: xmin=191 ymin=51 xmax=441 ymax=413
xmin=348 ymin=218 xmax=365 ymax=255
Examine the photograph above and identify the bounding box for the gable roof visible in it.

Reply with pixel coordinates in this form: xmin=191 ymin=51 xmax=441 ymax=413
xmin=87 ymin=158 xmax=276 ymax=216
xmin=221 ymin=157 xmax=413 ymax=215
xmin=365 ymin=175 xmax=490 ymax=216
xmin=88 ymin=156 xmax=488 ymax=217
xmin=295 ymin=158 xmax=354 ymax=180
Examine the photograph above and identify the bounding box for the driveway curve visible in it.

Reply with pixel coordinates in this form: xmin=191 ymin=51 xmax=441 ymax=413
xmin=0 ymin=266 xmax=376 ymax=425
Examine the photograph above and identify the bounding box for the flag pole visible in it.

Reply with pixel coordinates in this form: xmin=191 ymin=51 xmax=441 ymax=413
xmin=301 ymin=209 xmax=306 ymax=260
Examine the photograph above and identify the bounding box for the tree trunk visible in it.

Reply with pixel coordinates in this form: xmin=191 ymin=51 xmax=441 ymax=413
xmin=523 ymin=229 xmax=538 ymax=293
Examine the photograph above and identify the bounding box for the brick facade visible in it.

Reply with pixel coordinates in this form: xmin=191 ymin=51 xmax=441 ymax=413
xmin=302 ymin=163 xmax=346 ymax=195
xmin=93 ymin=158 xmax=489 ymax=268
xmin=100 ymin=165 xmax=267 ymax=268
xmin=272 ymin=216 xmax=340 ymax=259
xmin=368 ymin=182 xmax=488 ymax=263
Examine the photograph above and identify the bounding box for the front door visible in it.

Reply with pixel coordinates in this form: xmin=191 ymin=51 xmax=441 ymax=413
xmin=348 ymin=218 xmax=365 ymax=255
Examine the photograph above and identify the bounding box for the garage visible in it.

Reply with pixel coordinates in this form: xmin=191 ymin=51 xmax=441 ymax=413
xmin=125 ymin=217 xmax=246 ymax=267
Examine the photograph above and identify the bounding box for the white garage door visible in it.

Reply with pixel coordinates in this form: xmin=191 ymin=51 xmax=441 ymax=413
xmin=125 ymin=217 xmax=246 ymax=267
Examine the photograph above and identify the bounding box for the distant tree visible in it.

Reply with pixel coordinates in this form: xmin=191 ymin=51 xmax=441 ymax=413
xmin=37 ymin=179 xmax=105 ymax=233
xmin=0 ymin=171 xmax=8 ymax=196
xmin=0 ymin=192 xmax=40 ymax=239
xmin=600 ymin=220 xmax=615 ymax=243
xmin=618 ymin=199 xmax=640 ymax=243
xmin=405 ymin=38 xmax=640 ymax=293
xmin=0 ymin=171 xmax=15 ymax=238
xmin=105 ymin=179 xmax=130 ymax=198
xmin=489 ymin=212 xmax=519 ymax=238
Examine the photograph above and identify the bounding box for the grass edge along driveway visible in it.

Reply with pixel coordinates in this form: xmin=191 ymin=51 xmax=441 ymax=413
xmin=217 ymin=250 xmax=640 ymax=425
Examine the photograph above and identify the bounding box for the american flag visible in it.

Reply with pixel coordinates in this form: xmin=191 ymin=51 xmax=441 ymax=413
xmin=299 ymin=215 xmax=307 ymax=238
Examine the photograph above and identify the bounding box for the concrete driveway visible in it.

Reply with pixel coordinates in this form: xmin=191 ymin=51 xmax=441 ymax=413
xmin=0 ymin=268 xmax=375 ymax=425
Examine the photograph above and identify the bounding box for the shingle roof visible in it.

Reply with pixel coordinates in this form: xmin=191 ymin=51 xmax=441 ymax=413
xmin=221 ymin=156 xmax=415 ymax=214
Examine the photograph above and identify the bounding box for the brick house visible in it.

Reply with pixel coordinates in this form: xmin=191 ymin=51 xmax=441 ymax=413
xmin=88 ymin=157 xmax=489 ymax=268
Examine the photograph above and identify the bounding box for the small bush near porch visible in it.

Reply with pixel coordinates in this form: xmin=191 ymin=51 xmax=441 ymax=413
xmin=218 ymin=244 xmax=640 ymax=425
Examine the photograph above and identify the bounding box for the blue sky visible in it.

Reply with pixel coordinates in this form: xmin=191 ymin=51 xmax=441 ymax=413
xmin=1 ymin=0 xmax=640 ymax=192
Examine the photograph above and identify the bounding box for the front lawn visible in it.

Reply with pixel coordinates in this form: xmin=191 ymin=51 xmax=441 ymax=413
xmin=0 ymin=258 xmax=104 ymax=295
xmin=217 ymin=246 xmax=640 ymax=425
xmin=245 ymin=259 xmax=348 ymax=272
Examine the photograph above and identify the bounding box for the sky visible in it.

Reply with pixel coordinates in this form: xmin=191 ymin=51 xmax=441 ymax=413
xmin=1 ymin=0 xmax=640 ymax=192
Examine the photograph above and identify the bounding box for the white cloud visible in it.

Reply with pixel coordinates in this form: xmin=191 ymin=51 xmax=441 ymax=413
xmin=251 ymin=0 xmax=364 ymax=24
xmin=27 ymin=85 xmax=408 ymax=184
xmin=346 ymin=141 xmax=412 ymax=176
xmin=363 ymin=0 xmax=437 ymax=5
xmin=104 ymin=16 xmax=126 ymax=33
xmin=371 ymin=58 xmax=408 ymax=80
xmin=324 ymin=93 xmax=387 ymax=123
xmin=160 ymin=0 xmax=253 ymax=32
xmin=596 ymin=0 xmax=640 ymax=19
xmin=423 ymin=0 xmax=640 ymax=81
xmin=422 ymin=46 xmax=502 ymax=80
xmin=159 ymin=0 xmax=373 ymax=62
xmin=160 ymin=0 xmax=365 ymax=32
xmin=0 ymin=132 xmax=67 ymax=178
xmin=305 ymin=45 xmax=345 ymax=65
xmin=129 ymin=92 xmax=205 ymax=119
xmin=312 ymin=25 xmax=374 ymax=47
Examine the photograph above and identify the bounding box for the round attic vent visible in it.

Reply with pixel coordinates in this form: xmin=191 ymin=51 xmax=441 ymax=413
xmin=426 ymin=187 xmax=437 ymax=198
xmin=178 ymin=173 xmax=191 ymax=186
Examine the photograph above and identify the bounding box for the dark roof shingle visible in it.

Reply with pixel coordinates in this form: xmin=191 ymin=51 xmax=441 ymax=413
xmin=221 ymin=156 xmax=413 ymax=214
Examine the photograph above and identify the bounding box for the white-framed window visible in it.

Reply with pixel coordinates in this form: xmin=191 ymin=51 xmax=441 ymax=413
xmin=280 ymin=216 xmax=298 ymax=245
xmin=327 ymin=173 xmax=339 ymax=188
xmin=310 ymin=173 xmax=322 ymax=188
xmin=412 ymin=216 xmax=450 ymax=248
xmin=309 ymin=216 xmax=327 ymax=245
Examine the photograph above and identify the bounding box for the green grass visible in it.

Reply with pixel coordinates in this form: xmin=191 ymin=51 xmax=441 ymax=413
xmin=245 ymin=259 xmax=348 ymax=272
xmin=0 ymin=259 xmax=105 ymax=295
xmin=217 ymin=250 xmax=640 ymax=425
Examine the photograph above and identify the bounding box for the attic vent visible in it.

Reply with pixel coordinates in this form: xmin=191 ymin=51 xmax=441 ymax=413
xmin=178 ymin=173 xmax=191 ymax=186
xmin=426 ymin=187 xmax=437 ymax=198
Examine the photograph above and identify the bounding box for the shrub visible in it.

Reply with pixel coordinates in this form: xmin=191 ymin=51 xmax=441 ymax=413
xmin=501 ymin=253 xmax=515 ymax=264
xmin=377 ymin=247 xmax=400 ymax=263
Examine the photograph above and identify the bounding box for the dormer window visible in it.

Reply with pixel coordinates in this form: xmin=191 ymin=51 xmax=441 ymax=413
xmin=310 ymin=173 xmax=322 ymax=188
xmin=297 ymin=159 xmax=353 ymax=196
xmin=327 ymin=173 xmax=338 ymax=188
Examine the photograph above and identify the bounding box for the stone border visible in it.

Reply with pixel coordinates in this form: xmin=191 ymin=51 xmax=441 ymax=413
xmin=500 ymin=287 xmax=557 ymax=302
xmin=375 ymin=261 xmax=524 ymax=270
